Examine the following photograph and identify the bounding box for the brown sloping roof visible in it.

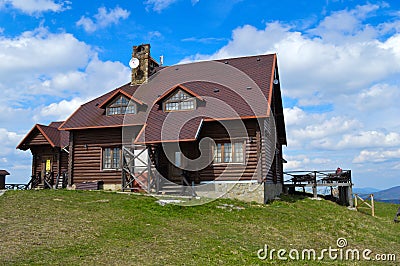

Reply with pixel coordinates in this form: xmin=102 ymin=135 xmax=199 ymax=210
xmin=60 ymin=54 xmax=277 ymax=129
xmin=135 ymin=116 xmax=203 ymax=144
xmin=59 ymin=53 xmax=286 ymax=144
xmin=98 ymin=88 xmax=145 ymax=109
xmin=59 ymin=83 xmax=147 ymax=130
xmin=154 ymin=84 xmax=205 ymax=103
xmin=17 ymin=122 xmax=70 ymax=150
xmin=0 ymin=170 xmax=10 ymax=176
xmin=134 ymin=80 xmax=268 ymax=144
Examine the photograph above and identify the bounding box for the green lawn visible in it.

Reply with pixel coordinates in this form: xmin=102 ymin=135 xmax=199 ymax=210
xmin=0 ymin=190 xmax=399 ymax=265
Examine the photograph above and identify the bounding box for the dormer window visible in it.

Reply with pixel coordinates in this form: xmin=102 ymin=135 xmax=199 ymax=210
xmin=163 ymin=90 xmax=195 ymax=112
xmin=106 ymin=95 xmax=136 ymax=115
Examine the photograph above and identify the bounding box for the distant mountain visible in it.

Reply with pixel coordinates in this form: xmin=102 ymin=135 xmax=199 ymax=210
xmin=353 ymin=187 xmax=380 ymax=195
xmin=371 ymin=186 xmax=400 ymax=204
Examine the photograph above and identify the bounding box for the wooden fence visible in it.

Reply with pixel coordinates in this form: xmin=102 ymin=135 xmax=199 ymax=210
xmin=354 ymin=193 xmax=375 ymax=217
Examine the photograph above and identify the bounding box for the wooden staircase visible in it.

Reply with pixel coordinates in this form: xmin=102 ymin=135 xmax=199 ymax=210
xmin=157 ymin=173 xmax=197 ymax=197
xmin=53 ymin=172 xmax=67 ymax=189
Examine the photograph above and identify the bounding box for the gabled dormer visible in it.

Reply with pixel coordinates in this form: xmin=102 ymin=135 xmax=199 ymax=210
xmin=155 ymin=84 xmax=204 ymax=112
xmin=98 ymin=89 xmax=145 ymax=116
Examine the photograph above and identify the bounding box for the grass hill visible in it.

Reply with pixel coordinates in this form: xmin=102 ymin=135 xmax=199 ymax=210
xmin=0 ymin=190 xmax=399 ymax=265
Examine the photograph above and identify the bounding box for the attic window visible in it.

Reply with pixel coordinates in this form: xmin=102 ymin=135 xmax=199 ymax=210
xmin=106 ymin=95 xmax=136 ymax=115
xmin=163 ymin=89 xmax=195 ymax=112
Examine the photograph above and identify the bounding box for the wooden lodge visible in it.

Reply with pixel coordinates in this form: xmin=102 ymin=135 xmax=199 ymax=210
xmin=17 ymin=44 xmax=287 ymax=203
xmin=0 ymin=170 xmax=10 ymax=189
xmin=17 ymin=122 xmax=69 ymax=189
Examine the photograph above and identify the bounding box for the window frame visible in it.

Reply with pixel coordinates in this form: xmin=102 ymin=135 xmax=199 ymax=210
xmin=106 ymin=95 xmax=136 ymax=116
xmin=212 ymin=140 xmax=246 ymax=165
xmin=163 ymin=89 xmax=196 ymax=112
xmin=102 ymin=147 xmax=122 ymax=170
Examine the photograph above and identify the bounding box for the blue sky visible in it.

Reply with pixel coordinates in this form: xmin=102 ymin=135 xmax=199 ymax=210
xmin=0 ymin=0 xmax=399 ymax=189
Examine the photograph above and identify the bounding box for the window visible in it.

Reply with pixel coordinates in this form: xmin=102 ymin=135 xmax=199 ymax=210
xmin=106 ymin=95 xmax=136 ymax=115
xmin=164 ymin=90 xmax=195 ymax=111
xmin=103 ymin=147 xmax=121 ymax=170
xmin=174 ymin=151 xmax=182 ymax=168
xmin=214 ymin=141 xmax=245 ymax=164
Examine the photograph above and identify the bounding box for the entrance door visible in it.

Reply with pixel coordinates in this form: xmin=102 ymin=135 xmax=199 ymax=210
xmin=169 ymin=151 xmax=182 ymax=182
xmin=41 ymin=156 xmax=53 ymax=187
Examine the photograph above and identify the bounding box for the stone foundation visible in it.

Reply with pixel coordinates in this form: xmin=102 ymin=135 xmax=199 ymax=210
xmin=196 ymin=181 xmax=265 ymax=204
xmin=68 ymin=181 xmax=283 ymax=204
xmin=102 ymin=184 xmax=120 ymax=191
xmin=264 ymin=183 xmax=283 ymax=203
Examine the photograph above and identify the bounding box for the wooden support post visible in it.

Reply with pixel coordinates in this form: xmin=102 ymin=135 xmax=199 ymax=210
xmin=256 ymin=131 xmax=262 ymax=183
xmin=312 ymin=171 xmax=317 ymax=198
xmin=67 ymin=131 xmax=74 ymax=187
xmin=32 ymin=152 xmax=37 ymax=177
xmin=121 ymin=148 xmax=126 ymax=191
xmin=56 ymin=149 xmax=61 ymax=188
xmin=347 ymin=185 xmax=354 ymax=207
xmin=354 ymin=194 xmax=358 ymax=209
xmin=147 ymin=148 xmax=151 ymax=193
xmin=371 ymin=194 xmax=375 ymax=217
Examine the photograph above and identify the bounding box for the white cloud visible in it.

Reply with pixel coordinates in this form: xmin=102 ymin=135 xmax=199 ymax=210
xmin=0 ymin=26 xmax=92 ymax=93
xmin=0 ymin=0 xmax=71 ymax=15
xmin=37 ymin=98 xmax=85 ymax=121
xmin=147 ymin=31 xmax=162 ymax=40
xmin=0 ymin=128 xmax=25 ymax=156
xmin=0 ymin=127 xmax=31 ymax=181
xmin=291 ymin=116 xmax=360 ymax=140
xmin=180 ymin=4 xmax=400 ymax=101
xmin=283 ymin=107 xmax=308 ymax=126
xmin=353 ymin=83 xmax=400 ymax=111
xmin=308 ymin=4 xmax=381 ymax=44
xmin=144 ymin=0 xmax=177 ymax=12
xmin=0 ymin=27 xmax=130 ymax=102
xmin=28 ymin=55 xmax=131 ymax=99
xmin=181 ymin=37 xmax=226 ymax=43
xmin=284 ymin=154 xmax=333 ymax=171
xmin=337 ymin=131 xmax=400 ymax=149
xmin=353 ymin=149 xmax=400 ymax=163
xmin=76 ymin=6 xmax=130 ymax=33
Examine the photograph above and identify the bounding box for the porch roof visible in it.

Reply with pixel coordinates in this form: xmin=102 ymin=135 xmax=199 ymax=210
xmin=0 ymin=170 xmax=10 ymax=176
xmin=17 ymin=122 xmax=69 ymax=151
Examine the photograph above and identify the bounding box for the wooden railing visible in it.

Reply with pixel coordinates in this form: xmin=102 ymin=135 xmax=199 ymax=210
xmin=181 ymin=171 xmax=197 ymax=197
xmin=5 ymin=172 xmax=68 ymax=190
xmin=4 ymin=184 xmax=29 ymax=190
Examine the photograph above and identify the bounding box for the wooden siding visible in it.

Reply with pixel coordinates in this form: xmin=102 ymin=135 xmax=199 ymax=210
xmin=27 ymin=130 xmax=49 ymax=146
xmin=182 ymin=119 xmax=261 ymax=182
xmin=68 ymin=120 xmax=283 ymax=186
xmin=72 ymin=128 xmax=121 ymax=184
xmin=30 ymin=145 xmax=68 ymax=184
xmin=261 ymin=116 xmax=284 ymax=184
xmin=71 ymin=127 xmax=141 ymax=184
xmin=60 ymin=150 xmax=69 ymax=174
